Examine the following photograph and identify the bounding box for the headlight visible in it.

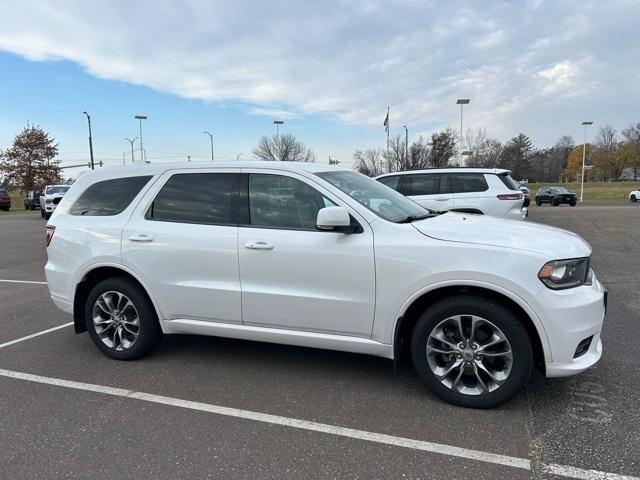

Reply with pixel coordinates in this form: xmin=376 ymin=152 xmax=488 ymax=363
xmin=45 ymin=198 xmax=53 ymax=204
xmin=538 ymin=257 xmax=590 ymax=290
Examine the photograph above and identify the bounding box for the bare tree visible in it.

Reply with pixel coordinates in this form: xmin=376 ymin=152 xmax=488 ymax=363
xmin=407 ymin=136 xmax=431 ymax=170
xmin=595 ymin=125 xmax=620 ymax=180
xmin=622 ymin=122 xmax=640 ymax=180
xmin=464 ymin=129 xmax=503 ymax=168
xmin=252 ymin=133 xmax=316 ymax=162
xmin=353 ymin=149 xmax=385 ymax=177
xmin=429 ymin=128 xmax=457 ymax=168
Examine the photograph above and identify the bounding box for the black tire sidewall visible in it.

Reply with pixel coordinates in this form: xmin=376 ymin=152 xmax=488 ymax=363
xmin=411 ymin=296 xmax=533 ymax=409
xmin=85 ymin=277 xmax=161 ymax=360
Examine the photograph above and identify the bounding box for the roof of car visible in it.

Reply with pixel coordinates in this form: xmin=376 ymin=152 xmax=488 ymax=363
xmin=74 ymin=161 xmax=349 ymax=180
xmin=375 ymin=167 xmax=511 ymax=178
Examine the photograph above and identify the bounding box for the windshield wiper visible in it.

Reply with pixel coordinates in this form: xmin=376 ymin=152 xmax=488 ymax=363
xmin=395 ymin=213 xmax=433 ymax=223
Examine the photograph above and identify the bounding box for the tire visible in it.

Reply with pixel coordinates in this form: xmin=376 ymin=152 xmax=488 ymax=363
xmin=40 ymin=208 xmax=44 ymax=218
xmin=552 ymin=199 xmax=559 ymax=206
xmin=410 ymin=295 xmax=533 ymax=409
xmin=632 ymin=195 xmax=637 ymax=203
xmin=44 ymin=211 xmax=51 ymax=219
xmin=570 ymin=199 xmax=577 ymax=207
xmin=85 ymin=276 xmax=162 ymax=360
xmin=535 ymin=198 xmax=541 ymax=206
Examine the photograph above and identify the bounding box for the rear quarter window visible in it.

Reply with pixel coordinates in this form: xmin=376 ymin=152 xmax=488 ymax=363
xmin=377 ymin=175 xmax=400 ymax=191
xmin=497 ymin=173 xmax=520 ymax=191
xmin=69 ymin=176 xmax=152 ymax=216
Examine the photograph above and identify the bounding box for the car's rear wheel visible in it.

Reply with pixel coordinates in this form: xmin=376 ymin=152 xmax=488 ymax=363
xmin=570 ymin=199 xmax=577 ymax=206
xmin=631 ymin=195 xmax=637 ymax=203
xmin=85 ymin=277 xmax=162 ymax=360
xmin=411 ymin=295 xmax=533 ymax=408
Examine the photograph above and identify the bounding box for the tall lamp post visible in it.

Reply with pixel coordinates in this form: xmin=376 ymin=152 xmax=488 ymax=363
xmin=82 ymin=111 xmax=95 ymax=170
xmin=456 ymin=99 xmax=470 ymax=165
xmin=125 ymin=137 xmax=138 ymax=163
xmin=134 ymin=115 xmax=147 ymax=163
xmin=403 ymin=125 xmax=408 ymax=166
xmin=580 ymin=121 xmax=594 ymax=203
xmin=203 ymin=131 xmax=214 ymax=161
xmin=273 ymin=120 xmax=284 ymax=136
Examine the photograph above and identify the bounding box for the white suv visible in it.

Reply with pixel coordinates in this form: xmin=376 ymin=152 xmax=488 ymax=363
xmin=376 ymin=168 xmax=528 ymax=220
xmin=629 ymin=188 xmax=640 ymax=202
xmin=40 ymin=184 xmax=71 ymax=219
xmin=45 ymin=162 xmax=606 ymax=408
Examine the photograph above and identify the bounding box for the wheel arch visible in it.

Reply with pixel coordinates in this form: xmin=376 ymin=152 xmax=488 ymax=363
xmin=73 ymin=264 xmax=161 ymax=334
xmin=392 ymin=283 xmax=550 ymax=374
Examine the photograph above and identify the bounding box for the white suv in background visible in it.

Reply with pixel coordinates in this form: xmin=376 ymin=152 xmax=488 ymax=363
xmin=376 ymin=168 xmax=528 ymax=220
xmin=629 ymin=188 xmax=640 ymax=202
xmin=45 ymin=162 xmax=605 ymax=408
xmin=40 ymin=184 xmax=71 ymax=219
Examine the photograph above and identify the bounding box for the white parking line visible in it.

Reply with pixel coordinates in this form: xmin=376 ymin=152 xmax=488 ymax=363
xmin=0 ymin=279 xmax=47 ymax=285
xmin=0 ymin=368 xmax=636 ymax=480
xmin=0 ymin=322 xmax=73 ymax=350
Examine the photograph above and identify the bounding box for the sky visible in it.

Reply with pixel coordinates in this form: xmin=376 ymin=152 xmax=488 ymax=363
xmin=0 ymin=0 xmax=639 ymax=174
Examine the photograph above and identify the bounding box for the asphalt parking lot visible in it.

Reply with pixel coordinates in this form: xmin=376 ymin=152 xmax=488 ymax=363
xmin=1 ymin=205 xmax=639 ymax=479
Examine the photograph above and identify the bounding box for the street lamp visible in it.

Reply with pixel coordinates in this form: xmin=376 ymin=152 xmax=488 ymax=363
xmin=82 ymin=111 xmax=95 ymax=170
xmin=134 ymin=115 xmax=147 ymax=164
xmin=580 ymin=121 xmax=594 ymax=203
xmin=125 ymin=137 xmax=138 ymax=163
xmin=273 ymin=120 xmax=284 ymax=136
xmin=456 ymin=99 xmax=470 ymax=165
xmin=203 ymin=131 xmax=214 ymax=161
xmin=403 ymin=125 xmax=408 ymax=166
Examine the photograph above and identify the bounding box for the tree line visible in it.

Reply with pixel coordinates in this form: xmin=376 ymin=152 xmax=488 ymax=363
xmin=354 ymin=122 xmax=640 ymax=182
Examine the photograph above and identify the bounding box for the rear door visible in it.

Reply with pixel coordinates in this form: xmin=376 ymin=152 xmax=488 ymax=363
xmin=122 ymin=169 xmax=242 ymax=324
xmin=398 ymin=173 xmax=445 ymax=211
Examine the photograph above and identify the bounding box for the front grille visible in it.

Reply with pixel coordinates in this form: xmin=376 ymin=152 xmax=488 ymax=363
xmin=574 ymin=335 xmax=593 ymax=358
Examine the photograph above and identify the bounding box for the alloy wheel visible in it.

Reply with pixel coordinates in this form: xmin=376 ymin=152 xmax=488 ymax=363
xmin=92 ymin=291 xmax=140 ymax=351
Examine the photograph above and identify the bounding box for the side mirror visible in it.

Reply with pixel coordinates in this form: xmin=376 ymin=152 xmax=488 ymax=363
xmin=316 ymin=206 xmax=352 ymax=232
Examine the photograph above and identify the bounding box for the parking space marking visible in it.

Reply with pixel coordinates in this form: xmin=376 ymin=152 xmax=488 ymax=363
xmin=0 ymin=368 xmax=637 ymax=480
xmin=0 ymin=279 xmax=47 ymax=285
xmin=0 ymin=322 xmax=73 ymax=350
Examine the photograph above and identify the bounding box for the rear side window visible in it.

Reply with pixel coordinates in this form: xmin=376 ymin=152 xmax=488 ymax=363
xmin=377 ymin=175 xmax=400 ymax=190
xmin=497 ymin=173 xmax=520 ymax=191
xmin=400 ymin=174 xmax=440 ymax=196
xmin=148 ymin=173 xmax=239 ymax=225
xmin=69 ymin=176 xmax=152 ymax=216
xmin=451 ymin=173 xmax=489 ymax=193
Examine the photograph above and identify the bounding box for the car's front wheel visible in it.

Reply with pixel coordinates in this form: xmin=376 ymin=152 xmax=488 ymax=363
xmin=535 ymin=198 xmax=542 ymax=206
xmin=85 ymin=276 xmax=162 ymax=360
xmin=411 ymin=295 xmax=533 ymax=408
xmin=631 ymin=194 xmax=637 ymax=203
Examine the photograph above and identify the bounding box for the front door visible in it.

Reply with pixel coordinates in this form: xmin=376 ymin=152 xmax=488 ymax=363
xmin=238 ymin=171 xmax=376 ymax=337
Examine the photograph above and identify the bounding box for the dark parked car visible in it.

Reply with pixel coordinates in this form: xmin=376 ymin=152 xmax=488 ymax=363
xmin=0 ymin=189 xmax=11 ymax=211
xmin=24 ymin=190 xmax=42 ymax=210
xmin=535 ymin=186 xmax=577 ymax=206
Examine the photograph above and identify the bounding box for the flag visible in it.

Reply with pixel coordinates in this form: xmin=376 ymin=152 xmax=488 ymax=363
xmin=383 ymin=110 xmax=389 ymax=133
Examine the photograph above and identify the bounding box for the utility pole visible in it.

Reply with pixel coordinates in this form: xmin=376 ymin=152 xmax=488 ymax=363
xmin=456 ymin=99 xmax=470 ymax=165
xmin=134 ymin=115 xmax=147 ymax=163
xmin=82 ymin=111 xmax=95 ymax=170
xmin=187 ymin=155 xmax=191 ymax=162
xmin=403 ymin=125 xmax=408 ymax=166
xmin=273 ymin=120 xmax=284 ymax=136
xmin=328 ymin=156 xmax=341 ymax=166
xmin=203 ymin=131 xmax=214 ymax=161
xmin=580 ymin=121 xmax=594 ymax=202
xmin=126 ymin=137 xmax=138 ymax=163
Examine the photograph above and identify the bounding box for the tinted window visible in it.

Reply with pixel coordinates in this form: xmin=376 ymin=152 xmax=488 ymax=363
xmin=497 ymin=173 xmax=520 ymax=191
xmin=452 ymin=173 xmax=488 ymax=193
xmin=149 ymin=173 xmax=239 ymax=225
xmin=439 ymin=174 xmax=455 ymax=194
xmin=400 ymin=174 xmax=439 ymax=196
xmin=249 ymin=174 xmax=335 ymax=230
xmin=377 ymin=175 xmax=400 ymax=190
xmin=69 ymin=176 xmax=152 ymax=216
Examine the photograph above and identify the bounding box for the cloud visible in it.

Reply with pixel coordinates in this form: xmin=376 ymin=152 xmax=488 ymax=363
xmin=0 ymin=0 xmax=638 ymax=144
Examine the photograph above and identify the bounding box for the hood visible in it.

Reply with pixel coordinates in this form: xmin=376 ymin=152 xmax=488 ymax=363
xmin=412 ymin=212 xmax=591 ymax=259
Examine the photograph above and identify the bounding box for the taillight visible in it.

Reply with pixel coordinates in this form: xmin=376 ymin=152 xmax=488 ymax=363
xmin=496 ymin=193 xmax=523 ymax=200
xmin=45 ymin=226 xmax=55 ymax=247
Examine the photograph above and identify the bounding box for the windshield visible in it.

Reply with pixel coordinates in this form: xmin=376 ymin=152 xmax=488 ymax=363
xmin=550 ymin=187 xmax=568 ymax=193
xmin=316 ymin=170 xmax=428 ymax=223
xmin=46 ymin=186 xmax=70 ymax=195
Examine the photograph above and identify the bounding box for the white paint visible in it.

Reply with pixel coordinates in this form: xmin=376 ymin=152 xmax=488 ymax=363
xmin=0 ymin=322 xmax=73 ymax=349
xmin=0 ymin=279 xmax=47 ymax=285
xmin=0 ymin=367 xmax=636 ymax=480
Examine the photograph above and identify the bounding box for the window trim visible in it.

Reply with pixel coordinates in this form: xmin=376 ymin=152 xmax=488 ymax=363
xmin=144 ymin=172 xmax=241 ymax=227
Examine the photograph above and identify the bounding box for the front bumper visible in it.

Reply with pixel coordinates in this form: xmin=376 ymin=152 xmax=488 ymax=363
xmin=44 ymin=203 xmax=57 ymax=213
xmin=539 ymin=276 xmax=606 ymax=378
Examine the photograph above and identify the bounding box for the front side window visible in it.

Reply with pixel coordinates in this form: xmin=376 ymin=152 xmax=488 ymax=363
xmin=400 ymin=174 xmax=439 ymax=196
xmin=70 ymin=176 xmax=152 ymax=216
xmin=316 ymin=170 xmax=428 ymax=223
xmin=249 ymin=174 xmax=336 ymax=230
xmin=148 ymin=173 xmax=239 ymax=225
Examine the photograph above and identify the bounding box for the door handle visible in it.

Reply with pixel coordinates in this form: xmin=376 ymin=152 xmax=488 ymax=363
xmin=436 ymin=197 xmax=448 ymax=201
xmin=129 ymin=234 xmax=153 ymax=243
xmin=245 ymin=241 xmax=273 ymax=250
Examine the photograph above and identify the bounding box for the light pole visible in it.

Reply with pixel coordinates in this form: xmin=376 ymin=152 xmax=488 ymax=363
xmin=403 ymin=125 xmax=408 ymax=166
xmin=456 ymin=99 xmax=470 ymax=165
xmin=273 ymin=120 xmax=284 ymax=136
xmin=134 ymin=115 xmax=147 ymax=163
xmin=126 ymin=137 xmax=138 ymax=163
xmin=580 ymin=121 xmax=593 ymax=203
xmin=82 ymin=111 xmax=95 ymax=170
xmin=203 ymin=131 xmax=214 ymax=161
